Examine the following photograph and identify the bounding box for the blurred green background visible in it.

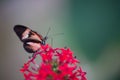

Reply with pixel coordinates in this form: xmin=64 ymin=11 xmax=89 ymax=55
xmin=0 ymin=0 xmax=120 ymax=80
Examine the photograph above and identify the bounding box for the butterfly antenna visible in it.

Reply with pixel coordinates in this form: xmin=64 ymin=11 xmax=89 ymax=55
xmin=42 ymin=27 xmax=51 ymax=45
xmin=46 ymin=27 xmax=51 ymax=37
xmin=45 ymin=27 xmax=51 ymax=40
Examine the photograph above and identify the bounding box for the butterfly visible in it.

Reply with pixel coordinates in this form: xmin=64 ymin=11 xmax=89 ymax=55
xmin=13 ymin=25 xmax=48 ymax=53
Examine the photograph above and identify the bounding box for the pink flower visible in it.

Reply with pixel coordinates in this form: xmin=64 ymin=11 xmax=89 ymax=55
xmin=20 ymin=44 xmax=87 ymax=80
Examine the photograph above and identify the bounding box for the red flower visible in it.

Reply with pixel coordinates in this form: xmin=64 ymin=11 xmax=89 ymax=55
xmin=20 ymin=44 xmax=87 ymax=80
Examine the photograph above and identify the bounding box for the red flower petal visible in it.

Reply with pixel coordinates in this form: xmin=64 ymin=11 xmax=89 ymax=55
xmin=20 ymin=44 xmax=87 ymax=80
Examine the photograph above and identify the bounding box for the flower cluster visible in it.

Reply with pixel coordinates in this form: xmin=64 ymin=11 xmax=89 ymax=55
xmin=20 ymin=44 xmax=87 ymax=80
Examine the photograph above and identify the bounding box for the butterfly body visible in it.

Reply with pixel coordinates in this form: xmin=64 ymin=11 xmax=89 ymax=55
xmin=14 ymin=25 xmax=47 ymax=53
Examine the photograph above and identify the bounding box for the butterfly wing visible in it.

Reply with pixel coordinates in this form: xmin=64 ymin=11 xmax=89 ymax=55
xmin=14 ymin=25 xmax=43 ymax=53
xmin=14 ymin=25 xmax=28 ymax=41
